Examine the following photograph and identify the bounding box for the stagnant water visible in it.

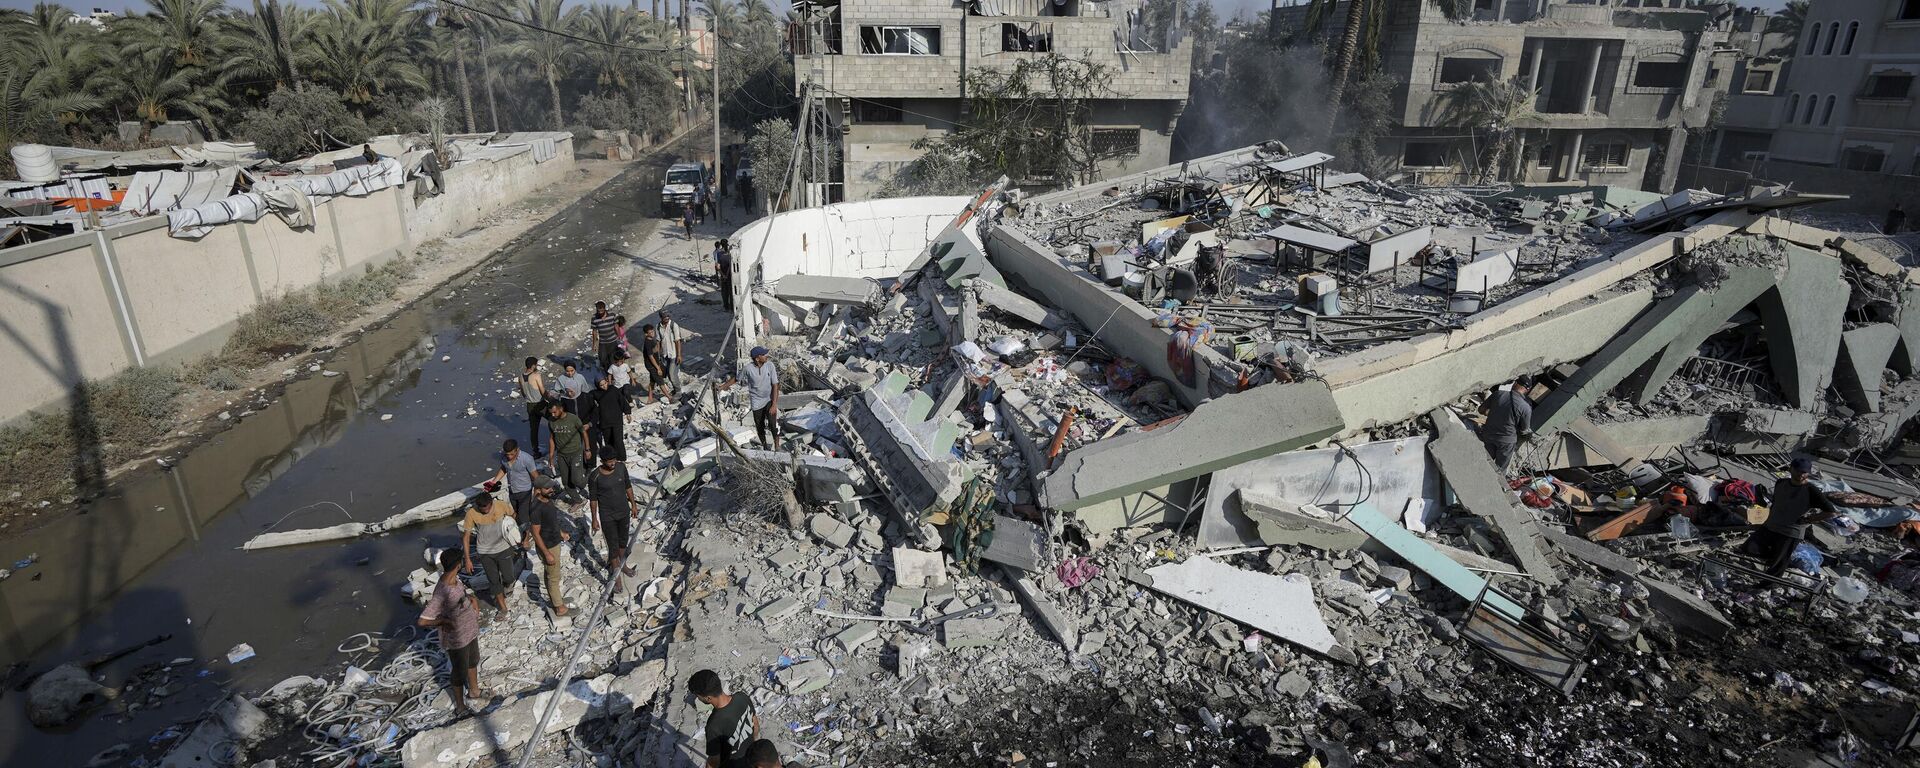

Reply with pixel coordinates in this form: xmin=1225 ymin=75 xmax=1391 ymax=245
xmin=0 ymin=155 xmax=678 ymax=765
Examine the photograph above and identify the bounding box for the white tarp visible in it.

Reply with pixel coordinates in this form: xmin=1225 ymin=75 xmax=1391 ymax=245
xmin=494 ymin=132 xmax=566 ymax=163
xmin=251 ymin=158 xmax=404 ymax=199
xmin=122 ymin=167 xmax=240 ymax=215
xmin=167 ymin=192 xmax=268 ymax=238
xmin=172 ymin=141 xmax=266 ymax=166
xmin=1200 ymin=436 xmax=1438 ymax=549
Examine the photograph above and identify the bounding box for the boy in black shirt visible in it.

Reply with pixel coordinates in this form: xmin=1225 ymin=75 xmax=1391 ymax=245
xmin=689 ymin=669 xmax=758 ymax=767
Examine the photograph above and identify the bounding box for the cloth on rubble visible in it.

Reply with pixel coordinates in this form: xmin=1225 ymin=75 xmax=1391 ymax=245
xmin=122 ymin=167 xmax=240 ymax=215
xmin=1056 ymin=556 xmax=1101 ymax=589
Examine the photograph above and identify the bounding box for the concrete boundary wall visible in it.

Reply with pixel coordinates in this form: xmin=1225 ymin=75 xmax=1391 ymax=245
xmin=0 ymin=138 xmax=575 ymax=427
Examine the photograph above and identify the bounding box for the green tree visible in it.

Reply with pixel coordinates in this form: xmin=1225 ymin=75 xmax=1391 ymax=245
xmin=1769 ymin=0 xmax=1809 ymax=44
xmin=507 ymin=0 xmax=585 ymax=129
xmin=1438 ymin=76 xmax=1542 ymax=182
xmin=308 ymin=0 xmax=428 ymax=110
xmin=942 ymin=56 xmax=1115 ymax=186
xmin=108 ymin=50 xmax=230 ymax=141
xmin=4 ymin=4 xmax=108 ymax=142
xmin=127 ymin=0 xmax=229 ymax=69
xmin=219 ymin=0 xmax=314 ymax=94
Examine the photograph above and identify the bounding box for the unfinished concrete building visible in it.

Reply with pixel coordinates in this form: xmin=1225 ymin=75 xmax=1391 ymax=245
xmin=788 ymin=0 xmax=1192 ymax=201
xmin=1272 ymin=0 xmax=1738 ymax=190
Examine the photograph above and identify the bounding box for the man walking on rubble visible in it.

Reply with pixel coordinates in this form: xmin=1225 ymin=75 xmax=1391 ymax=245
xmin=1751 ymin=457 xmax=1841 ymax=576
xmin=588 ymin=453 xmax=639 ymax=583
xmin=489 ymin=439 xmax=543 ymax=524
xmin=590 ymin=300 xmax=622 ymax=373
xmin=418 ymin=548 xmax=491 ymax=716
xmin=1478 ymin=375 xmax=1535 ymax=472
xmin=546 ymin=400 xmax=591 ymax=497
xmin=524 ymin=477 xmax=572 ymax=617
xmin=461 ymin=494 xmax=523 ymax=614
xmin=717 ymin=346 xmax=781 ymax=448
xmin=658 ymin=309 xmax=693 ymax=394
xmin=688 ymin=669 xmax=759 ymax=768
xmin=713 ymin=239 xmax=734 ymax=312
xmin=519 ymin=358 xmax=549 ymax=457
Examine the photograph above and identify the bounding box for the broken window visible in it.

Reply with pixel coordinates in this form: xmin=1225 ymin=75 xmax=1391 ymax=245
xmin=1438 ymin=55 xmax=1501 ymax=85
xmin=1904 ymin=0 xmax=1920 ymax=20
xmin=790 ymin=0 xmax=843 ymax=54
xmin=1741 ymin=69 xmax=1774 ymax=94
xmin=1090 ymin=128 xmax=1141 ymax=157
xmin=1843 ymin=145 xmax=1887 ymax=172
xmin=1402 ymin=142 xmax=1450 ymax=168
xmin=1632 ymin=59 xmax=1688 ymax=89
xmin=854 ymin=98 xmax=904 ymax=123
xmin=1001 ymin=22 xmax=1052 ymax=52
xmin=859 ymin=25 xmax=941 ymax=55
xmin=1582 ymin=140 xmax=1629 ymax=169
xmin=1862 ymin=71 xmax=1914 ymax=99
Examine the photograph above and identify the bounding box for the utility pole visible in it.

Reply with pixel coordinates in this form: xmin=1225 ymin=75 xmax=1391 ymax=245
xmin=711 ymin=12 xmax=722 ymax=211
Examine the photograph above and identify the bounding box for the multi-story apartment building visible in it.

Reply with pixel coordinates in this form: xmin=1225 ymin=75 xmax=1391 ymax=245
xmin=789 ymin=0 xmax=1192 ymax=201
xmin=1711 ymin=0 xmax=1920 ymax=181
xmin=1272 ymin=0 xmax=1737 ymax=191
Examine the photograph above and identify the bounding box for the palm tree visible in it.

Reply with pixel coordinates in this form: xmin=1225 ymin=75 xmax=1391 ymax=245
xmin=1 ymin=54 xmax=101 ymax=148
xmin=1439 ymin=76 xmax=1543 ymax=183
xmin=580 ymin=4 xmax=642 ymax=96
xmin=1769 ymin=0 xmax=1809 ymax=54
xmin=219 ymin=0 xmax=313 ymax=93
xmin=127 ymin=0 xmax=229 ymax=69
xmin=507 ymin=0 xmax=584 ymax=130
xmin=1306 ymin=0 xmax=1460 ymax=133
xmin=308 ymin=0 xmax=427 ymax=110
xmin=107 ymin=50 xmax=229 ymax=141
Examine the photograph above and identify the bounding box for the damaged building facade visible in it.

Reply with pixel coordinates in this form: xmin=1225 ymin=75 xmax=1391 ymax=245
xmin=789 ymin=0 xmax=1192 ymax=201
xmin=1274 ymin=0 xmax=1738 ymax=190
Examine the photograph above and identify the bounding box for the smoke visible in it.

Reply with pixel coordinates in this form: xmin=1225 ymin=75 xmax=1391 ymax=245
xmin=1178 ymin=44 xmax=1335 ymax=160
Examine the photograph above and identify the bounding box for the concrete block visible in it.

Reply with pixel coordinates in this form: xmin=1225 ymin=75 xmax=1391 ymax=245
xmin=1753 ymin=246 xmax=1849 ymax=409
xmin=774 ymin=273 xmax=878 ymax=306
xmin=968 ymin=278 xmax=1068 ymax=330
xmin=833 ymin=623 xmax=880 ymax=653
xmin=1739 ymin=407 xmax=1818 ymax=436
xmin=1131 ymin=555 xmax=1342 ymax=658
xmin=1235 ymin=490 xmax=1367 ymax=551
xmin=755 ymin=596 xmax=803 ymax=624
xmin=1007 ymin=572 xmax=1079 ymax=651
xmin=980 ymin=515 xmax=1047 ymax=572
xmin=891 ymin=546 xmax=949 ymax=588
xmin=400 ymin=661 xmax=666 ymax=768
xmin=942 ymin=616 xmax=1008 ymax=649
xmin=886 ymin=586 xmax=928 ymax=611
xmin=808 ymin=514 xmax=855 ymax=548
xmin=773 ymin=659 xmax=834 ymax=695
xmin=1638 ymin=576 xmax=1732 ymax=639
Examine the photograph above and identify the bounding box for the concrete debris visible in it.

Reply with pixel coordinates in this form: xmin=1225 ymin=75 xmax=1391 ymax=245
xmin=1133 ymin=555 xmax=1345 ymax=660
xmin=27 ymin=664 xmax=112 ymax=727
xmin=398 ymin=660 xmax=666 ymax=767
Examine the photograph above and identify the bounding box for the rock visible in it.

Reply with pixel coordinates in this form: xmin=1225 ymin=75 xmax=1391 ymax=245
xmin=808 ymin=514 xmax=855 ymax=548
xmin=28 ymin=664 xmax=112 ymax=727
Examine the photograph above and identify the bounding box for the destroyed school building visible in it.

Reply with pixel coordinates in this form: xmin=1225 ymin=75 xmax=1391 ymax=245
xmin=1273 ymin=0 xmax=1738 ymax=192
xmin=788 ymin=0 xmax=1192 ymax=202
xmin=206 ymin=145 xmax=1920 ymax=767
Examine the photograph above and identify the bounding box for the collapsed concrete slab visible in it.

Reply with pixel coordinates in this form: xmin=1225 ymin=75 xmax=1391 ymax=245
xmin=1836 ymin=323 xmax=1901 ymax=412
xmin=1132 ymin=556 xmax=1345 ymax=659
xmin=1199 ymin=436 xmax=1435 ymax=549
xmin=1234 ymin=491 xmax=1368 ymax=551
xmin=836 ymin=373 xmax=965 ymax=546
xmin=773 ymin=274 xmax=880 ymax=306
xmin=400 ymin=660 xmax=666 ymax=768
xmin=980 ymin=515 xmax=1047 ymax=572
xmin=966 ymin=278 xmax=1068 ymax=330
xmin=1638 ymin=576 xmax=1733 ymax=640
xmin=1427 ymin=409 xmax=1560 ymax=586
xmin=1534 ymin=265 xmax=1775 ymax=434
xmin=1041 ymin=379 xmax=1344 ymax=512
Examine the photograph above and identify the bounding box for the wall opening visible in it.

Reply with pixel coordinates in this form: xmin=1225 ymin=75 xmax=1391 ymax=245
xmin=854 ymin=98 xmax=905 ymax=122
xmin=859 ymin=25 xmax=941 ymax=55
xmin=1582 ymin=140 xmax=1629 ymax=170
xmin=1090 ymin=128 xmax=1141 ymax=157
xmin=1402 ymin=142 xmax=1450 ymax=168
xmin=1632 ymin=59 xmax=1688 ymax=88
xmin=1843 ymin=146 xmax=1887 ymax=172
xmin=1862 ymin=72 xmax=1914 ymax=99
xmin=1439 ymin=55 xmax=1502 ymax=84
xmin=1001 ymin=22 xmax=1053 ymax=52
xmin=1742 ymin=69 xmax=1774 ymax=94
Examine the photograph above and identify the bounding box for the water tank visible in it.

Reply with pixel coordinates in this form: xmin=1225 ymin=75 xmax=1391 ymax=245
xmin=11 ymin=144 xmax=58 ymax=182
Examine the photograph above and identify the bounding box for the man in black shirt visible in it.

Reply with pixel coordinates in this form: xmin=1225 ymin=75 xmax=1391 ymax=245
xmin=584 ymin=375 xmax=631 ymax=461
xmin=588 ymin=454 xmax=638 ymax=582
xmin=744 ymin=740 xmax=780 ymax=767
xmin=689 ymin=669 xmax=758 ymax=768
xmin=524 ymin=478 xmax=572 ymax=617
xmin=1755 ymin=457 xmax=1840 ymax=576
xmin=1477 ymin=375 xmax=1535 ymax=472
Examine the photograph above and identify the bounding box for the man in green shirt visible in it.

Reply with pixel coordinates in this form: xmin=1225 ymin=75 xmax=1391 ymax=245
xmin=545 ymin=400 xmax=591 ymax=496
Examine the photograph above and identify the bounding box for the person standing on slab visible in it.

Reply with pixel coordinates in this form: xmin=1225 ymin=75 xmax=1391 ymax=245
xmin=460 ymin=494 xmax=522 ymax=614
xmin=1755 ymin=457 xmax=1841 ymax=576
xmin=545 ymin=400 xmax=590 ymax=496
xmin=658 ymin=309 xmax=694 ymax=394
xmin=589 ymin=301 xmax=621 ymax=373
xmin=1477 ymin=375 xmax=1534 ymax=472
xmin=418 ymin=548 xmax=491 ymax=715
xmin=640 ymin=325 xmax=674 ymax=405
xmin=689 ymin=669 xmax=759 ymax=768
xmin=524 ymin=478 xmax=572 ymax=617
xmin=716 ymin=346 xmax=781 ymax=448
xmin=519 ymin=358 xmax=548 ymax=457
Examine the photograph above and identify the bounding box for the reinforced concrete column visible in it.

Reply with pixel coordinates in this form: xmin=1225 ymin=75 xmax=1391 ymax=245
xmin=1579 ymin=39 xmax=1603 ymax=114
xmin=1566 ymin=130 xmax=1586 ymax=181
xmin=1526 ymin=38 xmax=1545 ymax=94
